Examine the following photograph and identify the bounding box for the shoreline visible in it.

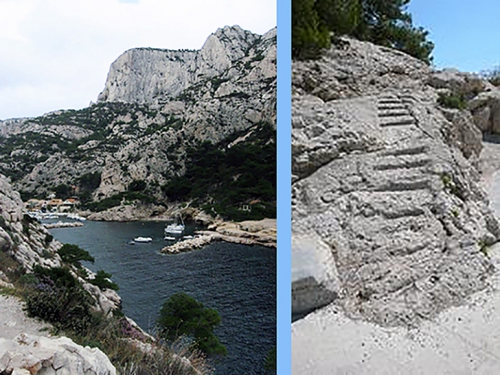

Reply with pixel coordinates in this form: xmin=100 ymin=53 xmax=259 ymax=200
xmin=38 ymin=206 xmax=277 ymax=252
xmin=161 ymin=218 xmax=277 ymax=254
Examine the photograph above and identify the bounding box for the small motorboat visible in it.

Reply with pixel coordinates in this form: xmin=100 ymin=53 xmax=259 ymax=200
xmin=182 ymin=235 xmax=195 ymax=240
xmin=134 ymin=237 xmax=153 ymax=243
xmin=164 ymin=236 xmax=176 ymax=241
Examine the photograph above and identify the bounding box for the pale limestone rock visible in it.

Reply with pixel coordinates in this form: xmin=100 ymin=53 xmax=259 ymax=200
xmin=292 ymin=38 xmax=500 ymax=328
xmin=98 ymin=25 xmax=264 ymax=104
xmin=292 ymin=231 xmax=339 ymax=320
xmin=429 ymin=68 xmax=485 ymax=98
xmin=0 ymin=334 xmax=116 ymax=375
xmin=469 ymin=89 xmax=500 ymax=133
xmin=1 ymin=25 xmax=275 ymax=207
xmin=439 ymin=107 xmax=483 ymax=158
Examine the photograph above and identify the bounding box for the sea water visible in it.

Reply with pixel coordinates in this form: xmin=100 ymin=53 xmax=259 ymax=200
xmin=49 ymin=220 xmax=276 ymax=374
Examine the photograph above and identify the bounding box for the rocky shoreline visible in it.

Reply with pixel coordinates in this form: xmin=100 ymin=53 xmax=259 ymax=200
xmin=43 ymin=221 xmax=84 ymax=229
xmin=161 ymin=218 xmax=277 ymax=254
xmin=75 ymin=203 xmax=277 ymax=253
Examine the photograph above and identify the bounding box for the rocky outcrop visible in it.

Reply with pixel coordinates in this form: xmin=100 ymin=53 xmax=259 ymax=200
xmin=292 ymin=231 xmax=339 ymax=321
xmin=469 ymin=89 xmax=500 ymax=133
xmin=98 ymin=26 xmax=273 ymax=104
xmin=0 ymin=333 xmax=116 ymax=375
xmin=0 ymin=174 xmax=62 ymax=270
xmin=292 ymin=38 xmax=500 ymax=328
xmin=161 ymin=218 xmax=276 ymax=254
xmin=0 ymin=173 xmax=120 ymax=316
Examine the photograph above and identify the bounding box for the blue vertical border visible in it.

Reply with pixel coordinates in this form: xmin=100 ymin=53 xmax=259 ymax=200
xmin=277 ymin=0 xmax=291 ymax=373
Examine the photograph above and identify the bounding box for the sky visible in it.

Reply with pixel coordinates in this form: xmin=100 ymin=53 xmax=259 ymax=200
xmin=408 ymin=0 xmax=500 ymax=73
xmin=0 ymin=0 xmax=276 ymax=120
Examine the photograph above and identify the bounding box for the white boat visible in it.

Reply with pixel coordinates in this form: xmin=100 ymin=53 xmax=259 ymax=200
xmin=164 ymin=236 xmax=176 ymax=241
xmin=182 ymin=235 xmax=195 ymax=240
xmin=134 ymin=237 xmax=153 ymax=243
xmin=164 ymin=223 xmax=185 ymax=235
xmin=164 ymin=216 xmax=185 ymax=235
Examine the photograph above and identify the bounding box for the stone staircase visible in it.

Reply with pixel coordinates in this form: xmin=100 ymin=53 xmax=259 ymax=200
xmin=292 ymin=92 xmax=495 ymax=327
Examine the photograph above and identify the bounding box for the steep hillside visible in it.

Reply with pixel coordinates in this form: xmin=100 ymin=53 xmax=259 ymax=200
xmin=0 ymin=26 xmax=276 ymax=221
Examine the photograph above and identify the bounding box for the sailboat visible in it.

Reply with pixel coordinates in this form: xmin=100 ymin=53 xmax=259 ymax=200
xmin=164 ymin=215 xmax=185 ymax=235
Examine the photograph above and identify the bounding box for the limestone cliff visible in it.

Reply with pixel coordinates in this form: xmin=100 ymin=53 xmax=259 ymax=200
xmin=0 ymin=26 xmax=276 ymax=219
xmin=292 ymin=37 xmax=500 ymax=327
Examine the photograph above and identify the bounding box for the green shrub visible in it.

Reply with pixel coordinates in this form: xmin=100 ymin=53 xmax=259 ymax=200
xmin=90 ymin=270 xmax=119 ymax=291
xmin=162 ymin=123 xmax=276 ymax=221
xmin=437 ymin=92 xmax=466 ymax=109
xmin=57 ymin=244 xmax=95 ymax=268
xmin=128 ymin=180 xmax=147 ymax=192
xmin=26 ymin=285 xmax=94 ymax=334
xmin=27 ymin=266 xmax=94 ymax=334
xmin=265 ymin=347 xmax=277 ymax=372
xmin=33 ymin=265 xmax=79 ymax=288
xmin=44 ymin=234 xmax=53 ymax=245
xmin=158 ymin=293 xmax=227 ymax=356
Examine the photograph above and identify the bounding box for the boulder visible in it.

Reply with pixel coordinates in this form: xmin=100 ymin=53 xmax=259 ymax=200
xmin=468 ymin=89 xmax=500 ymax=133
xmin=0 ymin=333 xmax=116 ymax=375
xmin=292 ymin=231 xmax=339 ymax=320
xmin=428 ymin=68 xmax=485 ymax=98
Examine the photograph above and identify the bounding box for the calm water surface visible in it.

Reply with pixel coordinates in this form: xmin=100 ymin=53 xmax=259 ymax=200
xmin=49 ymin=220 xmax=276 ymax=374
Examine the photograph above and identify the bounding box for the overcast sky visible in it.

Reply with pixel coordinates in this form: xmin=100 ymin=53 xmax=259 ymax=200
xmin=0 ymin=0 xmax=276 ymax=120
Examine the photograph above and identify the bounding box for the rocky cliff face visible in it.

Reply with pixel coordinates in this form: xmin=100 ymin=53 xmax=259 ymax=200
xmin=292 ymin=38 xmax=500 ymax=327
xmin=0 ymin=26 xmax=276 ymax=218
xmin=0 ymin=173 xmax=120 ymax=313
xmin=0 ymin=174 xmax=121 ymax=374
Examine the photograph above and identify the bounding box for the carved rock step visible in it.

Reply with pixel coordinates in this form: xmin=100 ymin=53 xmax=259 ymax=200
xmin=370 ymin=177 xmax=431 ymax=192
xmin=344 ymin=190 xmax=434 ymax=218
xmin=382 ymin=145 xmax=428 ymax=156
xmin=380 ymin=116 xmax=415 ymax=127
xmin=378 ymin=104 xmax=407 ymax=111
xmin=378 ymin=110 xmax=411 ymax=117
xmin=373 ymin=154 xmax=430 ymax=170
xmin=378 ymin=99 xmax=403 ymax=105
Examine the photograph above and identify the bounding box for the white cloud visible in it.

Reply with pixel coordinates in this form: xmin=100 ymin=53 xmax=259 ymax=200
xmin=0 ymin=0 xmax=276 ymax=119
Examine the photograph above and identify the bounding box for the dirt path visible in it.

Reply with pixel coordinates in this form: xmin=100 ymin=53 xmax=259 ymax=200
xmin=292 ymin=243 xmax=500 ymax=374
xmin=0 ymin=294 xmax=51 ymax=339
xmin=479 ymin=139 xmax=500 ymax=188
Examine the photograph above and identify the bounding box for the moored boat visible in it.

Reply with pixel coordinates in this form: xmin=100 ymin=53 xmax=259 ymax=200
xmin=134 ymin=237 xmax=153 ymax=243
xmin=164 ymin=216 xmax=185 ymax=235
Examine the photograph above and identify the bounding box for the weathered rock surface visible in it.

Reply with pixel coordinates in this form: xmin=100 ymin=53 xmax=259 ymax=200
xmin=292 ymin=231 xmax=339 ymax=321
xmin=98 ymin=25 xmax=274 ymax=105
xmin=0 ymin=333 xmax=116 ymax=375
xmin=0 ymin=174 xmax=62 ymax=270
xmin=469 ymin=89 xmax=500 ymax=133
xmin=292 ymin=38 xmax=500 ymax=328
xmin=293 ymin=242 xmax=500 ymax=374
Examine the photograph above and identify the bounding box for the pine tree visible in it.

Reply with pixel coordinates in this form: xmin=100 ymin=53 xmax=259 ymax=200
xmin=292 ymin=0 xmax=331 ymax=60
